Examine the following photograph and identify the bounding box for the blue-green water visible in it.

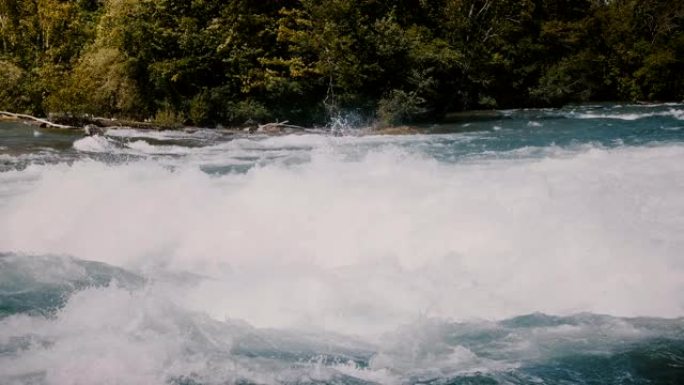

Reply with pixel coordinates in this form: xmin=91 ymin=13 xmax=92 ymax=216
xmin=1 ymin=104 xmax=683 ymax=384
xmin=2 ymin=104 xmax=683 ymax=172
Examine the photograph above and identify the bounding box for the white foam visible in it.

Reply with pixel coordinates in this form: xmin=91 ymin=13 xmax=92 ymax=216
xmin=105 ymin=128 xmax=218 ymax=141
xmin=72 ymin=136 xmax=119 ymax=153
xmin=0 ymin=286 xmax=243 ymax=385
xmin=75 ymin=136 xmax=197 ymax=156
xmin=126 ymin=140 xmax=193 ymax=155
xmin=1 ymin=144 xmax=683 ymax=337
xmin=369 ymin=319 xmax=515 ymax=379
xmin=568 ymin=108 xmax=684 ymax=120
xmin=613 ymin=102 xmax=682 ymax=108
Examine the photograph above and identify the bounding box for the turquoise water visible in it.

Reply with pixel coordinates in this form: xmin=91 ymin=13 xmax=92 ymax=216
xmin=1 ymin=104 xmax=683 ymax=384
xmin=2 ymin=104 xmax=683 ymax=172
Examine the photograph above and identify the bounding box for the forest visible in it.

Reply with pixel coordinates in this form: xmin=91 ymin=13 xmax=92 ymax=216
xmin=0 ymin=0 xmax=682 ymax=127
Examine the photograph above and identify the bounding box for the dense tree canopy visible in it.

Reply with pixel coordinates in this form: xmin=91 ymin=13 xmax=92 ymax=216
xmin=0 ymin=0 xmax=682 ymax=126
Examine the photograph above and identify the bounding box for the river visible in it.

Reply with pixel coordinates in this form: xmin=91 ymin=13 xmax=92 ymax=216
xmin=1 ymin=104 xmax=683 ymax=384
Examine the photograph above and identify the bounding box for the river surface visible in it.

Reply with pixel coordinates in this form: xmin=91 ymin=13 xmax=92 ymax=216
xmin=1 ymin=104 xmax=683 ymax=384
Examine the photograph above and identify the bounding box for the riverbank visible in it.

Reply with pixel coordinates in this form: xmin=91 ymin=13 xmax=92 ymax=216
xmin=2 ymin=102 xmax=682 ymax=137
xmin=0 ymin=111 xmax=428 ymax=136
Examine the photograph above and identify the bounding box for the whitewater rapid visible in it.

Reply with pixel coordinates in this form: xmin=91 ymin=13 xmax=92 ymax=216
xmin=2 ymin=138 xmax=684 ymax=330
xmin=1 ymin=104 xmax=683 ymax=385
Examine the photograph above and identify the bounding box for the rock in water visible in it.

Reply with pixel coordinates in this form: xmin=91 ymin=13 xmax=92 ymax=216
xmin=84 ymin=124 xmax=105 ymax=136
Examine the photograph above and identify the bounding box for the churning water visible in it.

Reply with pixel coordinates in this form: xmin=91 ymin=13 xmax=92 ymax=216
xmin=1 ymin=104 xmax=683 ymax=384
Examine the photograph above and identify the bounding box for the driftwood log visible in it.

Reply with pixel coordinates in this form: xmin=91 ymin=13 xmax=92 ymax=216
xmin=0 ymin=111 xmax=75 ymax=129
xmin=257 ymin=120 xmax=306 ymax=134
xmin=1 ymin=112 xmax=316 ymax=135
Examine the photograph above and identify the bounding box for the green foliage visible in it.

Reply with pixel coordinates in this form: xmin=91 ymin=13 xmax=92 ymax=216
xmin=0 ymin=0 xmax=682 ymax=126
xmin=530 ymin=52 xmax=598 ymax=105
xmin=153 ymin=104 xmax=184 ymax=129
xmin=47 ymin=48 xmax=142 ymax=117
xmin=188 ymin=91 xmax=211 ymax=126
xmin=0 ymin=59 xmax=24 ymax=111
xmin=227 ymin=100 xmax=271 ymax=125
xmin=377 ymin=89 xmax=426 ymax=127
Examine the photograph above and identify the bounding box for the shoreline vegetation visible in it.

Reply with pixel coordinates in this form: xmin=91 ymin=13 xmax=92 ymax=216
xmin=2 ymin=101 xmax=682 ymax=137
xmin=0 ymin=109 xmax=422 ymax=135
xmin=1 ymin=0 xmax=683 ymax=132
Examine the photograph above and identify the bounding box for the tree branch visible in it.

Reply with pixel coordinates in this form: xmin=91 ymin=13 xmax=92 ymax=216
xmin=0 ymin=111 xmax=75 ymax=129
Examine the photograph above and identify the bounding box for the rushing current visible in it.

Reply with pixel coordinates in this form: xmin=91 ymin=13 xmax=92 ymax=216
xmin=1 ymin=104 xmax=683 ymax=385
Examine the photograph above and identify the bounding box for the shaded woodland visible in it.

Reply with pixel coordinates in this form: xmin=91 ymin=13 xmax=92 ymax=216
xmin=0 ymin=0 xmax=682 ymax=127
